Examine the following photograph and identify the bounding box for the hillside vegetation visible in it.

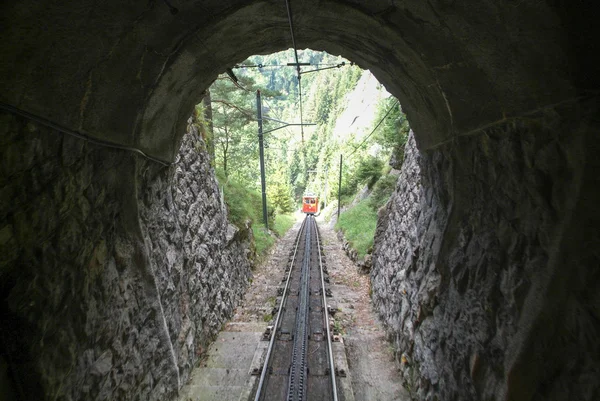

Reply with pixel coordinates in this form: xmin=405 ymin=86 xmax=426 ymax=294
xmin=193 ymin=49 xmax=410 ymax=260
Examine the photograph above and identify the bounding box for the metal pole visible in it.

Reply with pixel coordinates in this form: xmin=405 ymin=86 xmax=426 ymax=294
xmin=323 ymin=166 xmax=328 ymax=210
xmin=257 ymin=90 xmax=268 ymax=230
xmin=337 ymin=154 xmax=342 ymax=222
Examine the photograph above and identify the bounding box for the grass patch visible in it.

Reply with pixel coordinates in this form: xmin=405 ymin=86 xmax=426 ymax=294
xmin=252 ymin=225 xmax=275 ymax=257
xmin=215 ymin=173 xmax=300 ymax=261
xmin=334 ymin=173 xmax=398 ymax=257
xmin=217 ymin=173 xmax=272 ymax=229
xmin=368 ymin=174 xmax=397 ymax=210
xmin=216 ymin=171 xmax=280 ymax=260
xmin=335 ymin=199 xmax=377 ymax=258
xmin=273 ymin=213 xmax=296 ymax=237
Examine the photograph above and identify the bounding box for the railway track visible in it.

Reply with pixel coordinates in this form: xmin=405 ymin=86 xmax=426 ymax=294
xmin=253 ymin=215 xmax=341 ymax=401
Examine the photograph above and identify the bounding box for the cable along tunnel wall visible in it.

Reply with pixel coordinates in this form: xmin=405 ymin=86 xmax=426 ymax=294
xmin=0 ymin=115 xmax=253 ymax=401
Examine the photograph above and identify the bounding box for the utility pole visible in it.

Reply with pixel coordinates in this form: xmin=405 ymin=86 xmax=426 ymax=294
xmin=256 ymin=90 xmax=269 ymax=230
xmin=337 ymin=154 xmax=343 ymax=222
xmin=323 ymin=166 xmax=328 ymax=209
xmin=255 ymin=90 xmax=316 ymax=230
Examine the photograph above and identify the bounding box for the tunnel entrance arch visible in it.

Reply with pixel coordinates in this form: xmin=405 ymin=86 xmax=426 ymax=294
xmin=1 ymin=0 xmax=582 ymax=162
xmin=1 ymin=1 xmax=598 ymax=401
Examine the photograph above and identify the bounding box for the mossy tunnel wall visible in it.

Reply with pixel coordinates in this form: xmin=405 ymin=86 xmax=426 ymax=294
xmin=0 ymin=1 xmax=598 ymax=400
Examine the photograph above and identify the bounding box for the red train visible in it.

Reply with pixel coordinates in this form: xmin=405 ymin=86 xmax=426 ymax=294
xmin=302 ymin=194 xmax=319 ymax=214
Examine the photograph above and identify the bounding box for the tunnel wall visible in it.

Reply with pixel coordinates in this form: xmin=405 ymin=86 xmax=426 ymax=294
xmin=372 ymin=99 xmax=600 ymax=400
xmin=2 ymin=0 xmax=595 ymax=159
xmin=0 ymin=112 xmax=251 ymax=400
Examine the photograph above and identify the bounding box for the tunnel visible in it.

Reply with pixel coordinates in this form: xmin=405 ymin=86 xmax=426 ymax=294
xmin=0 ymin=1 xmax=598 ymax=400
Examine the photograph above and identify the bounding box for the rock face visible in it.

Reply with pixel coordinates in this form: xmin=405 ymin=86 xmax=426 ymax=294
xmin=0 ymin=112 xmax=251 ymax=400
xmin=372 ymin=102 xmax=600 ymax=400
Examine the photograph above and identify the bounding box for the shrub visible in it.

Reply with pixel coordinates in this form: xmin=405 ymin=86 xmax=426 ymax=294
xmin=354 ymin=156 xmax=385 ymax=189
xmin=368 ymin=174 xmax=398 ymax=211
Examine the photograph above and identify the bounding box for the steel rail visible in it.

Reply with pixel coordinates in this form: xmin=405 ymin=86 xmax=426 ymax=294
xmin=315 ymin=218 xmax=339 ymax=401
xmin=254 ymin=217 xmax=308 ymax=401
xmin=287 ymin=216 xmax=312 ymax=400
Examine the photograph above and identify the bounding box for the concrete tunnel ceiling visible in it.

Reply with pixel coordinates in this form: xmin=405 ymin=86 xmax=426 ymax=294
xmin=1 ymin=0 xmax=594 ymax=162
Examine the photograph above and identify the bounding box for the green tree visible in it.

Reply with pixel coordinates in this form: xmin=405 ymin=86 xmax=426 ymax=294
xmin=374 ymin=97 xmax=410 ymax=167
xmin=210 ymin=75 xmax=261 ymax=179
xmin=270 ymin=183 xmax=295 ymax=213
xmin=354 ymin=156 xmax=385 ymax=189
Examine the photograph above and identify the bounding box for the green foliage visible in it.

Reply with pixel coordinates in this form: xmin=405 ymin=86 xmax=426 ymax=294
xmin=216 ymin=169 xmax=297 ymax=260
xmin=252 ymin=213 xmax=295 ymax=258
xmin=368 ymin=174 xmax=398 ymax=211
xmin=272 ymin=213 xmax=296 ymax=237
xmin=193 ymin=102 xmax=210 ymax=136
xmin=200 ymin=48 xmax=408 ymax=242
xmin=210 ymin=76 xmax=260 ymax=180
xmin=252 ymin=225 xmax=275 ymax=257
xmin=354 ymin=156 xmax=385 ymax=189
xmin=216 ymin=170 xmax=275 ymax=229
xmin=272 ymin=185 xmax=295 ymax=213
xmin=335 ymin=199 xmax=377 ymax=258
xmin=374 ymin=97 xmax=410 ymax=165
xmin=334 ymin=173 xmax=397 ymax=259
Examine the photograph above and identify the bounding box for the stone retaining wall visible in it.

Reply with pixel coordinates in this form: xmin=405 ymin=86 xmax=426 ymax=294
xmin=0 ymin=112 xmax=251 ymax=400
xmin=372 ymin=100 xmax=600 ymax=400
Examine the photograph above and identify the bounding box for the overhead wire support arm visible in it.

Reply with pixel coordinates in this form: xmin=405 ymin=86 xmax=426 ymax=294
xmin=300 ymin=62 xmax=348 ymax=75
xmin=232 ymin=62 xmax=346 ymax=69
xmin=263 ymin=122 xmax=316 ymax=135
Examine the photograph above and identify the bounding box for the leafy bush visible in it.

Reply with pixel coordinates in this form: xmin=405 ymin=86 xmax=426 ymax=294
xmin=374 ymin=97 xmax=410 ymax=168
xmin=215 ymin=170 xmax=299 ymax=260
xmin=215 ymin=169 xmax=274 ymax=228
xmin=354 ymin=156 xmax=385 ymax=189
xmin=270 ymin=184 xmax=295 ymax=213
xmin=368 ymin=174 xmax=398 ymax=211
xmin=334 ymin=173 xmax=398 ymax=258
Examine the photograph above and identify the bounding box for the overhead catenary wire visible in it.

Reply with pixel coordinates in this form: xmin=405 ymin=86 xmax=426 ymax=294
xmin=300 ymin=61 xmax=351 ymax=75
xmin=285 ymin=0 xmax=301 ymax=72
xmin=284 ymin=0 xmax=306 ymax=143
xmin=348 ymin=99 xmax=400 ymax=157
xmin=233 ymin=62 xmax=345 ymax=69
xmin=213 ymin=83 xmax=299 ymax=131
